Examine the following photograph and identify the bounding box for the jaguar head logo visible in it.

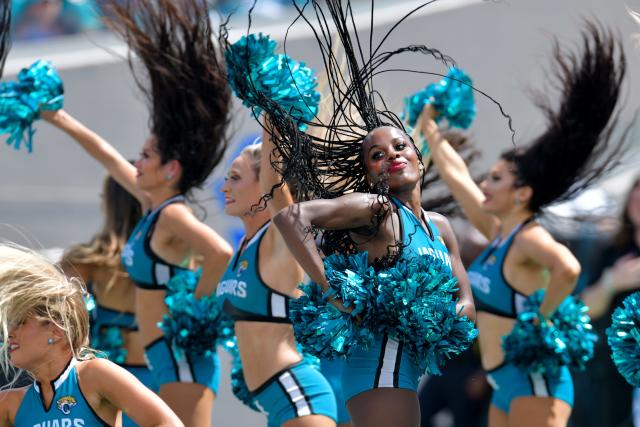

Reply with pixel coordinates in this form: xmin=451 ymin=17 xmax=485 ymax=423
xmin=236 ymin=260 xmax=249 ymax=277
xmin=57 ymin=396 xmax=77 ymax=415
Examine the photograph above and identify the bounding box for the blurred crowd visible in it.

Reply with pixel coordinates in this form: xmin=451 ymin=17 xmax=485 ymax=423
xmin=11 ymin=0 xmax=308 ymax=41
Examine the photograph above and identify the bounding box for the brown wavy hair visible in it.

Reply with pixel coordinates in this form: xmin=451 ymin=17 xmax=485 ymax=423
xmin=63 ymin=176 xmax=141 ymax=287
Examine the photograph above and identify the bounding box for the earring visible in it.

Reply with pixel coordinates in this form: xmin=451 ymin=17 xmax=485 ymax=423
xmin=514 ymin=199 xmax=521 ymax=205
xmin=47 ymin=338 xmax=55 ymax=345
xmin=165 ymin=174 xmax=174 ymax=180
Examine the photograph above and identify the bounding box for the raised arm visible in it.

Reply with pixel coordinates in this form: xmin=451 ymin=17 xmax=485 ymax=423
xmin=420 ymin=106 xmax=498 ymax=239
xmin=260 ymin=121 xmax=295 ymax=216
xmin=41 ymin=110 xmax=148 ymax=207
xmin=273 ymin=192 xmax=385 ymax=289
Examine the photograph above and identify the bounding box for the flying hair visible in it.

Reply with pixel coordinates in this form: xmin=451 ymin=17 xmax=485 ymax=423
xmin=105 ymin=0 xmax=231 ymax=195
xmin=502 ymin=20 xmax=629 ymax=213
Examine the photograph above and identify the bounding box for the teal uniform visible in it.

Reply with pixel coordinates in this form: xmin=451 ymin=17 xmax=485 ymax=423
xmin=218 ymin=222 xmax=337 ymax=426
xmin=342 ymin=197 xmax=452 ymax=401
xmin=467 ymin=219 xmax=573 ymax=412
xmin=14 ymin=359 xmax=108 ymax=426
xmin=122 ymin=195 xmax=220 ymax=394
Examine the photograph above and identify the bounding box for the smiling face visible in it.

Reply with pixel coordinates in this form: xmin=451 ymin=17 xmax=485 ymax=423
xmin=362 ymin=126 xmax=422 ymax=193
xmin=220 ymin=153 xmax=261 ymax=218
xmin=7 ymin=317 xmax=60 ymax=371
xmin=480 ymin=159 xmax=531 ymax=216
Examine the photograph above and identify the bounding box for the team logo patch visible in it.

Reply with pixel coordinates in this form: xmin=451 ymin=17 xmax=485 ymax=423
xmin=57 ymin=396 xmax=77 ymax=415
xmin=236 ymin=260 xmax=249 ymax=277
xmin=486 ymin=255 xmax=497 ymax=266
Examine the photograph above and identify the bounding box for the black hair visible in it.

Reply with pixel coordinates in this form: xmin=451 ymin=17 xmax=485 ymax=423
xmin=221 ymin=0 xmax=509 ymax=265
xmin=0 ymin=0 xmax=11 ymax=78
xmin=502 ymin=21 xmax=628 ymax=213
xmin=105 ymin=0 xmax=231 ymax=195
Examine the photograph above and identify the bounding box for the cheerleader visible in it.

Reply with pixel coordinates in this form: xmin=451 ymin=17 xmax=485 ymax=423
xmin=61 ymin=174 xmax=157 ymax=427
xmin=217 ymin=130 xmax=337 ymax=427
xmin=0 ymin=243 xmax=182 ymax=426
xmin=41 ymin=0 xmax=232 ymax=424
xmin=420 ymin=22 xmax=626 ymax=427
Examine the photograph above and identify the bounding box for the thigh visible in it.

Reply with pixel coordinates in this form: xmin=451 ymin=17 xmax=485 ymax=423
xmin=160 ymin=382 xmax=214 ymax=427
xmin=508 ymin=397 xmax=571 ymax=427
xmin=283 ymin=415 xmax=337 ymax=427
xmin=489 ymin=404 xmax=507 ymax=427
xmin=347 ymin=388 xmax=420 ymax=427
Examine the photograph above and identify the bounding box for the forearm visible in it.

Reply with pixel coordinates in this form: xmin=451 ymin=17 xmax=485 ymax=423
xmin=47 ymin=110 xmax=128 ymax=172
xmin=456 ymin=300 xmax=476 ymax=321
xmin=421 ymin=118 xmax=472 ymax=186
xmin=195 ymin=249 xmax=232 ymax=298
xmin=581 ymin=274 xmax=615 ymax=319
xmin=273 ymin=205 xmax=328 ymax=288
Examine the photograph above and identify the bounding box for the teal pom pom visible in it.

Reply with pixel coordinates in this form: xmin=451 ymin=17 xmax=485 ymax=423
xmin=0 ymin=60 xmax=64 ymax=152
xmin=91 ymin=326 xmax=127 ymax=364
xmin=503 ymin=290 xmax=597 ymax=376
xmin=225 ymin=33 xmax=320 ymax=130
xmin=84 ymin=292 xmax=96 ymax=314
xmin=404 ymin=67 xmax=475 ymax=129
xmin=291 ymin=252 xmax=477 ymax=371
xmin=289 ymin=280 xmax=376 ymax=359
xmin=159 ymin=270 xmax=234 ymax=355
xmin=376 ymin=255 xmax=478 ymax=375
xmin=607 ymin=292 xmax=640 ymax=386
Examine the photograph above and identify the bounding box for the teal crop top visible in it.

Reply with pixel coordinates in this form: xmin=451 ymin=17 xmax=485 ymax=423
xmin=467 ymin=219 xmax=534 ymax=318
xmin=121 ymin=195 xmax=190 ymax=291
xmin=217 ymin=221 xmax=291 ymax=323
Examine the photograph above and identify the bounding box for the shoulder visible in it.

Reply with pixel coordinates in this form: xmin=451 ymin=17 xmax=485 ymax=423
xmin=425 ymin=211 xmax=454 ymax=237
xmin=76 ymin=358 xmax=118 ymax=383
xmin=0 ymin=387 xmax=29 ymax=418
xmin=513 ymin=222 xmax=555 ymax=247
xmin=157 ymin=202 xmax=194 ymax=222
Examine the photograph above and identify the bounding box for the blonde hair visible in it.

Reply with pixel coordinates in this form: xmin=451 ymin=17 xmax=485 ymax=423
xmin=0 ymin=243 xmax=93 ymax=381
xmin=240 ymin=143 xmax=262 ymax=176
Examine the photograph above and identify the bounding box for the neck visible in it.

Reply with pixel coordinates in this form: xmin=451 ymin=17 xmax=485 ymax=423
xmin=497 ymin=209 xmax=534 ymax=238
xmin=149 ymin=188 xmax=182 ymax=210
xmin=241 ymin=210 xmax=271 ymax=240
xmin=390 ymin=185 xmax=423 ymax=217
xmin=31 ymin=351 xmax=74 ymax=386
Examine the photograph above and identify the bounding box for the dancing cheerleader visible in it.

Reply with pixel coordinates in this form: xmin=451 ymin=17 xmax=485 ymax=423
xmin=0 ymin=244 xmax=182 ymax=426
xmin=217 ymin=129 xmax=337 ymax=427
xmin=61 ymin=174 xmax=157 ymax=427
xmin=420 ymin=22 xmax=626 ymax=427
xmin=41 ymin=0 xmax=232 ymax=424
xmin=220 ymin=3 xmax=479 ymax=426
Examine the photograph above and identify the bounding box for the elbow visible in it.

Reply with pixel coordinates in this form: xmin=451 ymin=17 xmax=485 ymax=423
xmin=273 ymin=205 xmax=295 ymax=230
xmin=556 ymin=260 xmax=581 ymax=292
xmin=459 ymin=300 xmax=476 ymax=322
